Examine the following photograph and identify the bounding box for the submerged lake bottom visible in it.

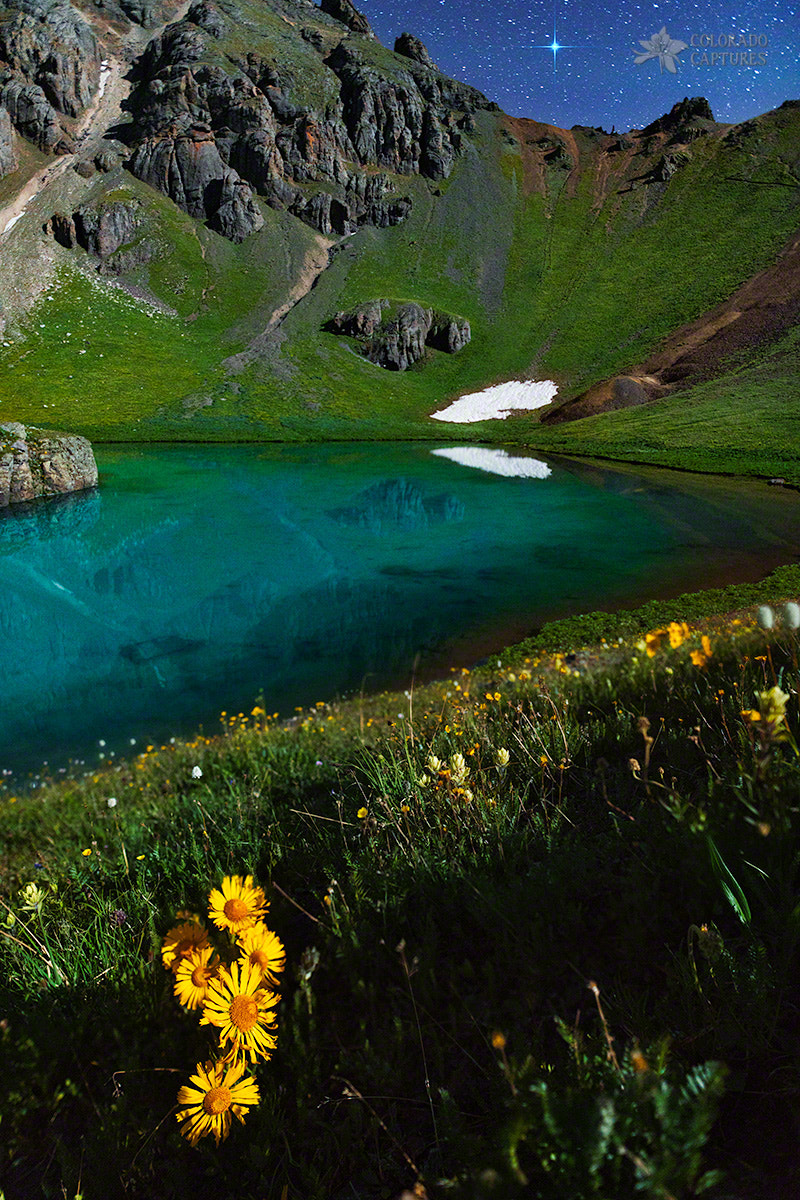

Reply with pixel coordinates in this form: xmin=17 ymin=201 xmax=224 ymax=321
xmin=2 ymin=441 xmax=800 ymax=781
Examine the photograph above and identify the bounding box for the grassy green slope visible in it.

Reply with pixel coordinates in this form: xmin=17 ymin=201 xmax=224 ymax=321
xmin=0 ymin=90 xmax=797 ymax=450
xmin=521 ymin=324 xmax=800 ymax=482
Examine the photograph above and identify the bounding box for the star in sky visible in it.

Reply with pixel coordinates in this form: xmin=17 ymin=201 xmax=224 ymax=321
xmin=531 ymin=8 xmax=585 ymax=73
xmin=364 ymin=1 xmax=800 ymax=133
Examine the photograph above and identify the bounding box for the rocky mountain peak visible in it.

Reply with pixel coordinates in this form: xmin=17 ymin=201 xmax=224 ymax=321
xmin=394 ymin=32 xmax=437 ymax=70
xmin=642 ymin=95 xmax=715 ymax=136
xmin=318 ymin=0 xmax=373 ymax=38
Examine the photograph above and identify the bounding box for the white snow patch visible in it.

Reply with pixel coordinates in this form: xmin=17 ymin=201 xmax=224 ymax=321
xmin=431 ymin=378 xmax=558 ymax=423
xmin=98 ymin=61 xmax=112 ymax=99
xmin=432 ymin=447 xmax=552 ymax=479
xmin=3 ymin=210 xmax=25 ymax=234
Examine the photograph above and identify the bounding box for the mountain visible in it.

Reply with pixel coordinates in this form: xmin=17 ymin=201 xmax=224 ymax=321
xmin=0 ymin=0 xmax=798 ymax=464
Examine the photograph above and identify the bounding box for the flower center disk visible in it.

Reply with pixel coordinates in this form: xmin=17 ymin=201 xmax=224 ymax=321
xmin=192 ymin=965 xmax=208 ymax=987
xmin=223 ymin=897 xmax=249 ymax=922
xmin=230 ymin=994 xmax=259 ymax=1032
xmin=202 ymin=1085 xmax=232 ymax=1115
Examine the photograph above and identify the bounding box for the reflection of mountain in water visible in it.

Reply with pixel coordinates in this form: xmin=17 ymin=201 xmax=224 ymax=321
xmin=329 ymin=479 xmax=464 ymax=532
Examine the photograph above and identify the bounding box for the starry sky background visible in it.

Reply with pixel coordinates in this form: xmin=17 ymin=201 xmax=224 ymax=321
xmin=362 ymin=0 xmax=798 ymax=133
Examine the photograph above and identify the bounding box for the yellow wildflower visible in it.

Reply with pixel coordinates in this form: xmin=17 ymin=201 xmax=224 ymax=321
xmin=645 ymin=629 xmax=666 ymax=657
xmin=668 ymin=621 xmax=690 ymax=649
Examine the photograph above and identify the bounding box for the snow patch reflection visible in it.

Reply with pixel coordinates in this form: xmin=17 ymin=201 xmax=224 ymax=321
xmin=432 ymin=447 xmax=552 ymax=478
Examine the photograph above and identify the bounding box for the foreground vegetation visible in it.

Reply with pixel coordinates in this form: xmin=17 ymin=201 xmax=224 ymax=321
xmin=3 ymin=580 xmax=800 ymax=1198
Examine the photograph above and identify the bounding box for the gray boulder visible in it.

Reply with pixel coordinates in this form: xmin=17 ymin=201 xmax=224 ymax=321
xmin=0 ymin=422 xmax=98 ymax=507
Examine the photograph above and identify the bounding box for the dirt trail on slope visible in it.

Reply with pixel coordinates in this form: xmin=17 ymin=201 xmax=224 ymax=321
xmin=222 ymin=234 xmax=335 ymax=373
xmin=266 ymin=234 xmax=334 ymax=329
xmin=0 ymin=0 xmax=193 ymax=241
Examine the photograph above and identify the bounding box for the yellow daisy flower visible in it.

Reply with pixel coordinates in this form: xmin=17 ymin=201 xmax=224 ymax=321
xmin=174 ymin=945 xmax=220 ymax=1010
xmin=201 ymin=959 xmax=279 ymax=1063
xmin=161 ymin=919 xmax=210 ymax=973
xmin=208 ymin=875 xmax=268 ymax=935
xmin=237 ymin=924 xmax=286 ymax=986
xmin=176 ymin=1058 xmax=260 ymax=1147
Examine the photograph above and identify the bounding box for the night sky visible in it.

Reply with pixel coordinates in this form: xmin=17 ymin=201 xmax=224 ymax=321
xmin=363 ymin=0 xmax=799 ymax=133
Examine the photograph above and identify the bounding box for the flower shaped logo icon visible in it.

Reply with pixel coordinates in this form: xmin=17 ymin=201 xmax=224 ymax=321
xmin=633 ymin=26 xmax=687 ymax=73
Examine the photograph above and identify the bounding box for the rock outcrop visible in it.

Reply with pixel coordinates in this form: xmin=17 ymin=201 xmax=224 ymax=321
xmin=0 ymin=421 xmax=98 ymax=507
xmin=394 ymin=33 xmax=436 ymax=70
xmin=0 ymin=0 xmax=100 ymax=116
xmin=0 ymin=72 xmax=74 ymax=152
xmin=328 ymin=300 xmax=470 ymax=370
xmin=319 ymin=0 xmax=373 ymax=38
xmin=44 ymin=196 xmax=161 ymax=272
xmin=0 ymin=100 xmax=16 ymax=174
xmin=122 ymin=1 xmax=494 ymax=239
xmin=642 ymin=96 xmax=715 ymax=139
xmin=47 ymin=197 xmax=140 ymax=255
xmin=128 ymin=122 xmax=263 ymax=242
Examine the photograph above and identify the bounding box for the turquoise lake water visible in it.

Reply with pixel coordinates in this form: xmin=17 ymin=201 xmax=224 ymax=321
xmin=2 ymin=442 xmax=800 ymax=779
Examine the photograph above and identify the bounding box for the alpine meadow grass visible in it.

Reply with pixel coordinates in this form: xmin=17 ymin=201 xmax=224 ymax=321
xmin=2 ymin=593 xmax=800 ymax=1197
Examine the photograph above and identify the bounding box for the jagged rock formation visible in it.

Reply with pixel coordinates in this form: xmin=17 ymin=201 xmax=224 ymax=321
xmin=47 ymin=197 xmax=139 ymax=255
xmin=0 ymin=72 xmax=74 ymax=151
xmin=0 ymin=0 xmax=99 ymax=154
xmin=328 ymin=300 xmax=470 ymax=370
xmin=319 ymin=0 xmax=373 ymax=38
xmin=44 ymin=196 xmax=160 ymax=272
xmin=0 ymin=0 xmax=100 ymax=116
xmin=394 ymin=33 xmax=436 ymax=70
xmin=641 ymin=95 xmax=715 ymax=137
xmin=0 ymin=421 xmax=98 ymax=506
xmin=128 ymin=121 xmax=264 ymax=241
xmin=122 ymin=0 xmax=494 ymax=239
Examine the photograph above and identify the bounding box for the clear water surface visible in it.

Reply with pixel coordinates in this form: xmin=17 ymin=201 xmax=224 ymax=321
xmin=2 ymin=442 xmax=799 ymax=778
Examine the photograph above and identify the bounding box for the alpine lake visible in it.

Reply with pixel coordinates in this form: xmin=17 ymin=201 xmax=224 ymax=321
xmin=2 ymin=441 xmax=800 ymax=779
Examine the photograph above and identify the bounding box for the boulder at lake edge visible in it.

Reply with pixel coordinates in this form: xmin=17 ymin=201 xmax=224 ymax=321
xmin=0 ymin=422 xmax=98 ymax=507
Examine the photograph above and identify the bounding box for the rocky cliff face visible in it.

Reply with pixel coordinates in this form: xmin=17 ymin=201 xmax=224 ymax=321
xmin=123 ymin=0 xmax=494 ymax=239
xmin=0 ymin=0 xmax=100 ymax=154
xmin=0 ymin=99 xmax=15 ymax=173
xmin=0 ymin=422 xmax=98 ymax=506
xmin=0 ymin=0 xmax=494 ymax=241
xmin=0 ymin=0 xmax=100 ymax=116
